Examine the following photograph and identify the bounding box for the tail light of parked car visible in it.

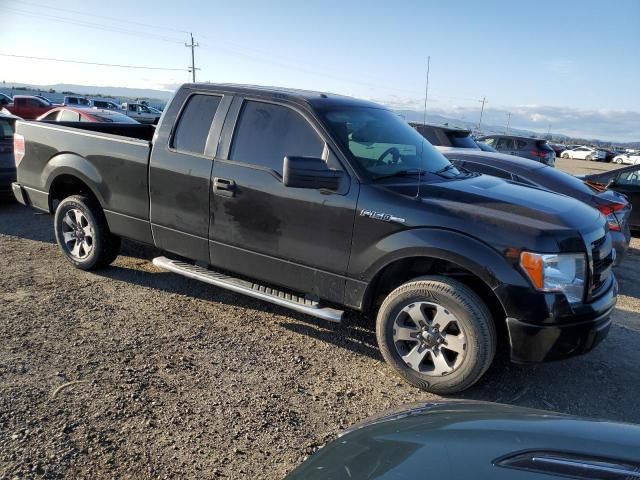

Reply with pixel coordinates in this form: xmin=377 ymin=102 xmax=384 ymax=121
xmin=531 ymin=149 xmax=552 ymax=158
xmin=597 ymin=203 xmax=626 ymax=231
xmin=13 ymin=133 xmax=25 ymax=166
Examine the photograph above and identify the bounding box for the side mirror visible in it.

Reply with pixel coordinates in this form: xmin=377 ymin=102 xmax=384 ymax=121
xmin=283 ymin=156 xmax=343 ymax=190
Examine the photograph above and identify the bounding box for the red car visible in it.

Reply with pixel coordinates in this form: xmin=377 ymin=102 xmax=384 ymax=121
xmin=6 ymin=95 xmax=57 ymax=119
xmin=37 ymin=107 xmax=139 ymax=123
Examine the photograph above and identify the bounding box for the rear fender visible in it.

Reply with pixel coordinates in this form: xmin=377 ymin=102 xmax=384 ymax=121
xmin=43 ymin=153 xmax=109 ymax=210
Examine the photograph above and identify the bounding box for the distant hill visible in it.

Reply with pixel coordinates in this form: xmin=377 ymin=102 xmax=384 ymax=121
xmin=1 ymin=81 xmax=174 ymax=102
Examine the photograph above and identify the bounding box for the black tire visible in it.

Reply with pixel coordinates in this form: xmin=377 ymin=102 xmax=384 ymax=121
xmin=561 ymin=153 xmax=570 ymax=159
xmin=54 ymin=194 xmax=121 ymax=270
xmin=586 ymin=155 xmax=593 ymax=161
xmin=376 ymin=276 xmax=496 ymax=394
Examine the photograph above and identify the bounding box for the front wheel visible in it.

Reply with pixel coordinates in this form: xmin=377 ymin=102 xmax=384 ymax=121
xmin=54 ymin=195 xmax=121 ymax=270
xmin=586 ymin=155 xmax=593 ymax=161
xmin=376 ymin=276 xmax=496 ymax=394
xmin=562 ymin=153 xmax=570 ymax=159
xmin=615 ymin=157 xmax=623 ymax=164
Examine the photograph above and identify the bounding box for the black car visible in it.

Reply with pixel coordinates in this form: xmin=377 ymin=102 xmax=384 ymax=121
xmin=0 ymin=111 xmax=18 ymax=195
xmin=478 ymin=134 xmax=556 ymax=166
xmin=549 ymin=143 xmax=567 ymax=157
xmin=583 ymin=163 xmax=640 ymax=230
xmin=409 ymin=122 xmax=480 ymax=150
xmin=286 ymin=401 xmax=640 ymax=480
xmin=444 ymin=150 xmax=631 ymax=263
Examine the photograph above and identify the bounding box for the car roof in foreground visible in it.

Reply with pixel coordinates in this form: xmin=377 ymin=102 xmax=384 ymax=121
xmin=286 ymin=401 xmax=640 ymax=479
xmin=182 ymin=82 xmax=384 ymax=110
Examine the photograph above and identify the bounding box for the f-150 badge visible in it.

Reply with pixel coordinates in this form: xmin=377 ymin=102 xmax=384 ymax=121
xmin=360 ymin=209 xmax=405 ymax=223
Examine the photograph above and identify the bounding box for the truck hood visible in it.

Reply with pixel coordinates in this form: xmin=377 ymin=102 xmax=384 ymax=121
xmin=381 ymin=173 xmax=601 ymax=233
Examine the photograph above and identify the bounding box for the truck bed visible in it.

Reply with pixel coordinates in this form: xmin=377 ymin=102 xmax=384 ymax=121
xmin=15 ymin=120 xmax=153 ymax=243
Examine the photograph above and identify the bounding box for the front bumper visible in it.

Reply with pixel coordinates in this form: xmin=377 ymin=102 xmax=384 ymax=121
xmin=506 ymin=276 xmax=617 ymax=363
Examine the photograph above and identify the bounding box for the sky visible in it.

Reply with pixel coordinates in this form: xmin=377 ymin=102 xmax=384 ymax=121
xmin=1 ymin=0 xmax=639 ymax=141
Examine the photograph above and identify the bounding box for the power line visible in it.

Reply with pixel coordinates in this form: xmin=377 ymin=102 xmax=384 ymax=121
xmin=185 ymin=33 xmax=200 ymax=82
xmin=5 ymin=0 xmax=190 ymax=34
xmin=3 ymin=7 xmax=186 ymax=44
xmin=0 ymin=53 xmax=188 ymax=72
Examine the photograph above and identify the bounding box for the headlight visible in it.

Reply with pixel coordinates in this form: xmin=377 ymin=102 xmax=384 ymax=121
xmin=520 ymin=252 xmax=586 ymax=304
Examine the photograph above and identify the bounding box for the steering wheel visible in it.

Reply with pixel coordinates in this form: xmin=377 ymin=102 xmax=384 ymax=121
xmin=373 ymin=147 xmax=401 ymax=166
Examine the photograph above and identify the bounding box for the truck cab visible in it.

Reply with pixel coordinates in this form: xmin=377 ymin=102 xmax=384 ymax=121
xmin=121 ymin=102 xmax=161 ymax=124
xmin=11 ymin=84 xmax=617 ymax=394
xmin=7 ymin=95 xmax=55 ymax=120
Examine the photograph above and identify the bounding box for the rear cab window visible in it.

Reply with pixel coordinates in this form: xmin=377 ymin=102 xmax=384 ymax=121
xmin=229 ymin=100 xmax=324 ymax=174
xmin=172 ymin=94 xmax=222 ymax=155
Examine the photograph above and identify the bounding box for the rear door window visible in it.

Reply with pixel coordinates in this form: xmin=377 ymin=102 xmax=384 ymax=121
xmin=230 ymin=100 xmax=324 ymax=174
xmin=40 ymin=111 xmax=59 ymax=121
xmin=172 ymin=94 xmax=222 ymax=155
xmin=516 ymin=139 xmax=528 ymax=149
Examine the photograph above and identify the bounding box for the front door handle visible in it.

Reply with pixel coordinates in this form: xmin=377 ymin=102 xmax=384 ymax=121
xmin=213 ymin=177 xmax=236 ymax=197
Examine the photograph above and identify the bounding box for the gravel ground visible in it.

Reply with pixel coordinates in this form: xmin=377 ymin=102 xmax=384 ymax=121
xmin=1 ymin=158 xmax=640 ymax=479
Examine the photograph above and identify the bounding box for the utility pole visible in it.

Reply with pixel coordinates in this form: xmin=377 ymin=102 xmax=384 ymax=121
xmin=506 ymin=112 xmax=512 ymax=134
xmin=477 ymin=96 xmax=488 ymax=132
xmin=423 ymin=56 xmax=430 ymax=126
xmin=185 ymin=32 xmax=199 ymax=82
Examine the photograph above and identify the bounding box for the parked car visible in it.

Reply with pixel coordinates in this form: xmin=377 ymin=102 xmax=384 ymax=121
xmin=63 ymin=96 xmax=90 ymax=107
xmin=0 ymin=93 xmax=13 ymax=106
xmin=0 ymin=111 xmax=19 ymax=195
xmin=37 ymin=107 xmax=140 ymax=124
xmin=548 ymin=143 xmax=567 ymax=157
xmin=90 ymin=99 xmax=120 ymax=110
xmin=477 ymin=135 xmax=555 ymax=166
xmin=582 ymin=163 xmax=640 ymax=230
xmin=444 ymin=150 xmax=631 ymax=264
xmin=612 ymin=151 xmax=640 ymax=165
xmin=12 ymin=83 xmax=616 ymax=394
xmin=121 ymin=102 xmax=161 ymax=124
xmin=409 ymin=123 xmax=480 ymax=151
xmin=286 ymin=401 xmax=640 ymax=480
xmin=6 ymin=95 xmax=56 ymax=119
xmin=560 ymin=145 xmax=607 ymax=161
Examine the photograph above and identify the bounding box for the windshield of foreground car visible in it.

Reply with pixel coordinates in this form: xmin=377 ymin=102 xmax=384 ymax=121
xmin=321 ymin=107 xmax=460 ymax=179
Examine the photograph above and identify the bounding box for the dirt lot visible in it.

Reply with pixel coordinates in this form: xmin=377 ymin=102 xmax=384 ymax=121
xmin=2 ymin=158 xmax=640 ymax=479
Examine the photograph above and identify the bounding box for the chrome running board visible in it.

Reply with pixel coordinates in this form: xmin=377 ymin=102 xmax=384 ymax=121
xmin=152 ymin=256 xmax=343 ymax=323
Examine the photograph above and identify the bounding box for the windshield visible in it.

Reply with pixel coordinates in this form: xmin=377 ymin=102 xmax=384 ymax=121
xmin=321 ymin=107 xmax=458 ymax=179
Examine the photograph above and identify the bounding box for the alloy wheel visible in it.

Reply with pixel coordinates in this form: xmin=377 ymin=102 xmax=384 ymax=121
xmin=392 ymin=301 xmax=467 ymax=376
xmin=61 ymin=208 xmax=94 ymax=260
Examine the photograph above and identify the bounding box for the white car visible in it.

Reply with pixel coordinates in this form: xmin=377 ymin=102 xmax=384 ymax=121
xmin=612 ymin=152 xmax=640 ymax=165
xmin=560 ymin=146 xmax=606 ymax=161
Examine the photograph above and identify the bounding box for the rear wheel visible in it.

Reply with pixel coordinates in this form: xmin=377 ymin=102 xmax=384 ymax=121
xmin=376 ymin=276 xmax=496 ymax=394
xmin=586 ymin=155 xmax=593 ymax=161
xmin=615 ymin=157 xmax=623 ymax=164
xmin=54 ymin=195 xmax=120 ymax=270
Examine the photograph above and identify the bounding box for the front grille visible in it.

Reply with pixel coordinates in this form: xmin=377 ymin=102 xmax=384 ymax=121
xmin=590 ymin=234 xmax=613 ymax=298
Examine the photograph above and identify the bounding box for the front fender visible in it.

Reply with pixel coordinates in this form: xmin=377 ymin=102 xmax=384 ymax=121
xmin=348 ymin=228 xmax=531 ymax=312
xmin=43 ymin=153 xmax=109 ymax=209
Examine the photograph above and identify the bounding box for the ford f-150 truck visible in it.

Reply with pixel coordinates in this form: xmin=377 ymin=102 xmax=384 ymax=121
xmin=11 ymin=84 xmax=617 ymax=394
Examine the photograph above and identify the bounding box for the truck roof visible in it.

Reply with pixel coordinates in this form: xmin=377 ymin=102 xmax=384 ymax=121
xmin=181 ymin=83 xmax=383 ymax=110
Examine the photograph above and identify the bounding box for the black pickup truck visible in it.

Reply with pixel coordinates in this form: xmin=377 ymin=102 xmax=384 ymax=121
xmin=12 ymin=84 xmax=617 ymax=394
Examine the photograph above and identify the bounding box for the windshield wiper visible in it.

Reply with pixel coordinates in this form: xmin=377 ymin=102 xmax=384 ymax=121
xmin=372 ymin=169 xmax=425 ymax=181
xmin=434 ymin=163 xmax=457 ymax=175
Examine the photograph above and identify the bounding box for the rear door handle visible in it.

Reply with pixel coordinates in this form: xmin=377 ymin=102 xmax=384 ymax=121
xmin=213 ymin=177 xmax=236 ymax=197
